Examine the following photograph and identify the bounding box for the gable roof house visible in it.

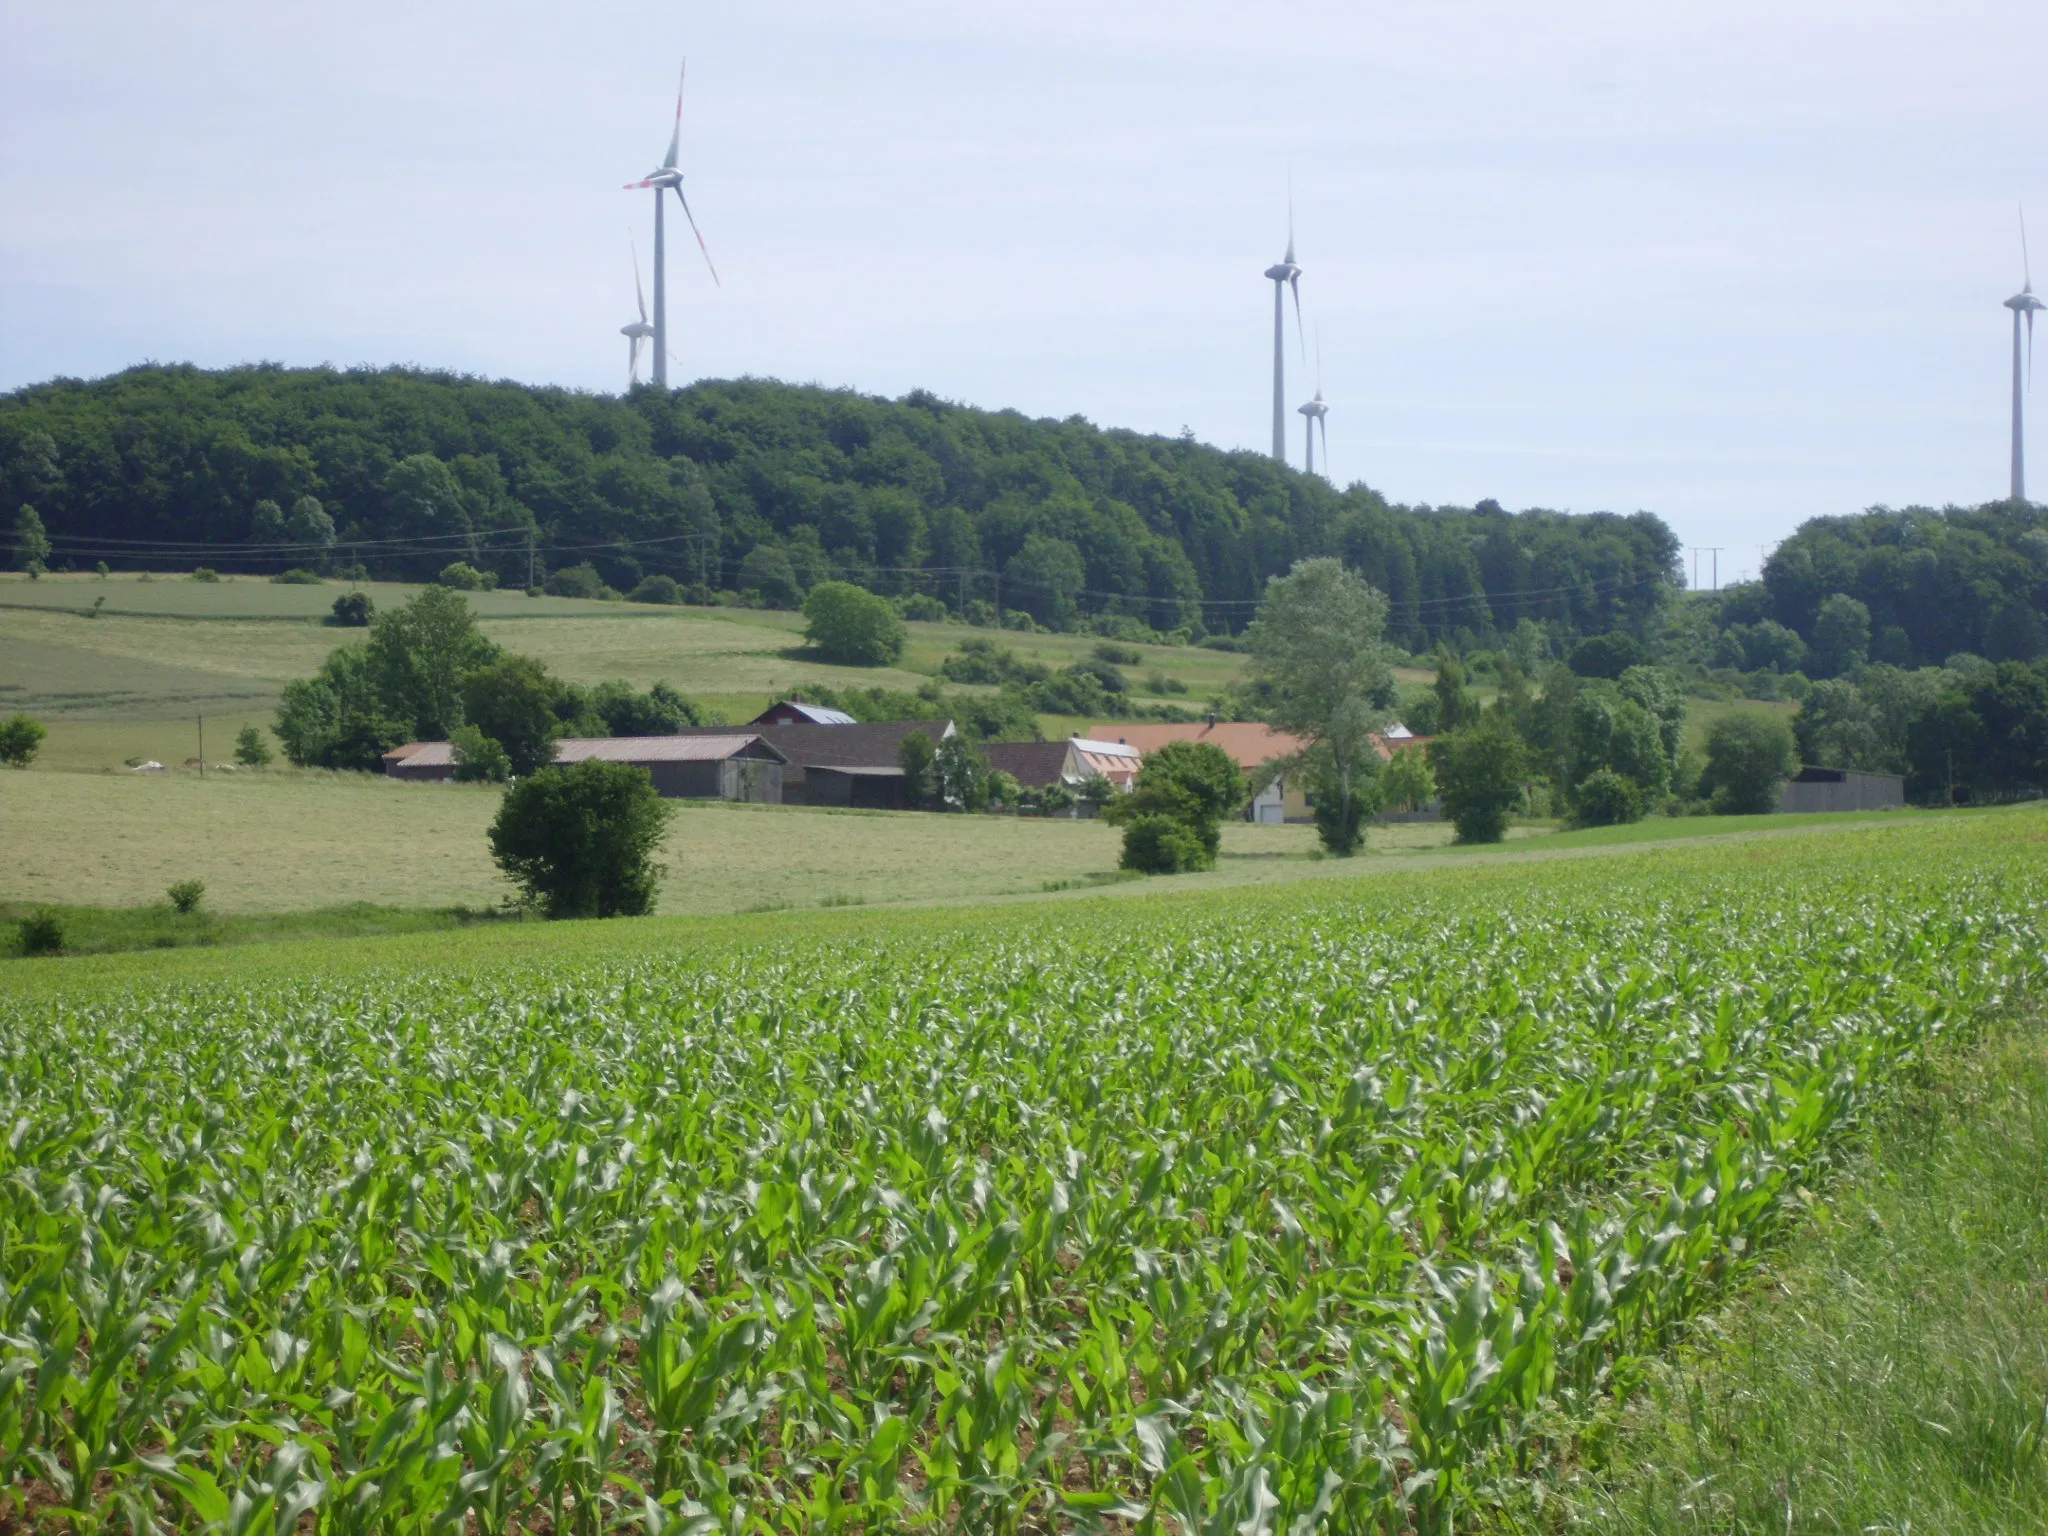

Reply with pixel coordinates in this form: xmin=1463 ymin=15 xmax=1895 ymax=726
xmin=1088 ymin=720 xmax=1309 ymax=823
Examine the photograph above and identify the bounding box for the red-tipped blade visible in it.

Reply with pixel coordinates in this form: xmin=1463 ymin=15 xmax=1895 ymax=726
xmin=663 ymin=60 xmax=685 ymax=169
xmin=674 ymin=186 xmax=720 ymax=286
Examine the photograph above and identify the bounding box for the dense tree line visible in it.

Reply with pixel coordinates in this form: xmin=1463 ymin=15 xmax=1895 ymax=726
xmin=0 ymin=364 xmax=1679 ymax=647
xmin=1717 ymin=501 xmax=2048 ymax=670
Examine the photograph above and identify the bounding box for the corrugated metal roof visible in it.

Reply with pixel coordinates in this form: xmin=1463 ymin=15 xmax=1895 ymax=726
xmin=753 ymin=700 xmax=858 ymax=726
xmin=1067 ymin=736 xmax=1142 ymax=759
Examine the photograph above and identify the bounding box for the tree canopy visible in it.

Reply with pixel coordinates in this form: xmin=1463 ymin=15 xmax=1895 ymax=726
xmin=0 ymin=365 xmax=1682 ymax=647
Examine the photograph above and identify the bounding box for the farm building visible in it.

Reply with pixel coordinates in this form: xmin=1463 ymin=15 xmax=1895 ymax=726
xmin=381 ymin=718 xmax=954 ymax=810
xmin=986 ymin=737 xmax=1142 ymax=793
xmin=1088 ymin=721 xmax=1307 ymax=822
xmin=1066 ymin=737 xmax=1144 ymax=791
xmin=383 ymin=735 xmax=786 ymax=800
xmin=1780 ymin=766 xmax=1906 ymax=813
xmin=750 ymin=699 xmax=858 ymax=726
xmin=982 ymin=741 xmax=1076 ymax=792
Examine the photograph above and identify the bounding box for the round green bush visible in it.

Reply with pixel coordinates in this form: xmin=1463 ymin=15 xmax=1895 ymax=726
xmin=1118 ymin=813 xmax=1205 ymax=875
xmin=1572 ymin=768 xmax=1645 ymax=827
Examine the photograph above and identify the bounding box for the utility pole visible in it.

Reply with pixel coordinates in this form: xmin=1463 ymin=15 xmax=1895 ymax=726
xmin=527 ymin=531 xmax=537 ymax=592
xmin=992 ymin=567 xmax=1001 ymax=628
xmin=1704 ymin=547 xmax=1724 ymax=592
xmin=197 ymin=714 xmax=204 ymax=779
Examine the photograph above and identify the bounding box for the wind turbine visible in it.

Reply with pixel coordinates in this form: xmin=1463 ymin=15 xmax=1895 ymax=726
xmin=1262 ymin=201 xmax=1304 ymax=462
xmin=2005 ymin=208 xmax=2044 ymax=501
xmin=1297 ymin=334 xmax=1330 ymax=478
xmin=621 ymin=242 xmax=655 ymax=387
xmin=624 ymin=61 xmax=720 ymax=389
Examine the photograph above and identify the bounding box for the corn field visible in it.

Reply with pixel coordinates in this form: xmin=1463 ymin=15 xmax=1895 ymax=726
xmin=3 ymin=821 xmax=2044 ymax=1533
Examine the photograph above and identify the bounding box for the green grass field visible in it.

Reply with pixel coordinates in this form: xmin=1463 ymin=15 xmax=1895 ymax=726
xmin=0 ymin=571 xmax=1252 ymax=770
xmin=6 ymin=760 xmax=1943 ymax=933
xmin=3 ymin=808 xmax=2042 ymax=1532
xmin=1540 ymin=1015 xmax=2048 ymax=1535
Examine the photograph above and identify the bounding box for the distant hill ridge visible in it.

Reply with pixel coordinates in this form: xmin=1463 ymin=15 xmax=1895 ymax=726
xmin=4 ymin=363 xmax=1684 ymax=645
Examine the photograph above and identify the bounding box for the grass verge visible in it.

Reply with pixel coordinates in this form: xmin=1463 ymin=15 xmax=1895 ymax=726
xmin=1522 ymin=1017 xmax=2048 ymax=1535
xmin=1 ymin=899 xmax=527 ymax=958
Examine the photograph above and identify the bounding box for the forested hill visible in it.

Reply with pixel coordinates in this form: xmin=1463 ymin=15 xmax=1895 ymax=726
xmin=0 ymin=363 xmax=1681 ymax=645
xmin=1731 ymin=501 xmax=2048 ymax=669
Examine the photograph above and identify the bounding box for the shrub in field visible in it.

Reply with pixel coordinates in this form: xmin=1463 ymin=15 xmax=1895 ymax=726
xmin=1701 ymin=712 xmax=1796 ymax=814
xmin=232 ymin=724 xmax=272 ymax=768
xmin=803 ymin=581 xmax=908 ymax=666
xmin=190 ymin=567 xmax=220 ymax=582
xmin=488 ymin=759 xmax=672 ymax=917
xmin=543 ymin=562 xmax=615 ymax=601
xmin=1572 ymin=767 xmax=1644 ymax=827
xmin=329 ymin=591 xmax=373 ymax=626
xmin=451 ymin=724 xmax=511 ymax=783
xmin=436 ymin=560 xmax=498 ymax=591
xmin=1429 ymin=715 xmax=1529 ymax=843
xmin=1117 ymin=811 xmax=1206 ymax=873
xmin=166 ymin=879 xmax=205 ymax=915
xmin=0 ymin=713 xmax=47 ymax=768
xmin=270 ymin=567 xmax=324 ymax=584
xmin=1106 ymin=738 xmax=1243 ymax=871
xmin=14 ymin=910 xmax=62 ymax=954
xmin=628 ymin=573 xmax=682 ymax=605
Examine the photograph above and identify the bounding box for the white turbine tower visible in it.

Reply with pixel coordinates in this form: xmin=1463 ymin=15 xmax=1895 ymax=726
xmin=624 ymin=62 xmax=720 ymax=389
xmin=1263 ymin=204 xmax=1304 ymax=462
xmin=1297 ymin=335 xmax=1329 ymax=478
xmin=2005 ymin=209 xmax=2044 ymax=501
xmin=621 ymin=243 xmax=655 ymax=388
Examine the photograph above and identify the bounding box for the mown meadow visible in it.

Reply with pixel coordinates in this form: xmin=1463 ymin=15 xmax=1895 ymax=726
xmin=2 ymin=811 xmax=2044 ymax=1532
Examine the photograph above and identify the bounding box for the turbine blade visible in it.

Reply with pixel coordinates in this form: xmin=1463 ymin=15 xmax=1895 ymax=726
xmin=2024 ymin=202 xmax=2033 ymax=289
xmin=1289 ymin=272 xmax=1305 ymax=365
xmin=2030 ymin=305 xmax=2035 ymax=391
xmin=629 ymin=333 xmax=642 ymax=386
xmin=1318 ymin=414 xmax=1329 ymax=478
xmin=631 ymin=240 xmax=648 ymax=322
xmin=664 ymin=60 xmax=685 ymax=169
xmin=674 ymin=186 xmax=721 ymax=285
xmin=1285 ymin=173 xmax=1295 ymax=265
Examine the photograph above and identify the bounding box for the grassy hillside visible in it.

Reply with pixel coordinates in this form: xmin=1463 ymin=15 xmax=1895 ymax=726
xmin=0 ymin=571 xmax=1254 ymax=769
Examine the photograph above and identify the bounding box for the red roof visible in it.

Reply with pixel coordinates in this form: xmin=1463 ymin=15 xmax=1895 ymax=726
xmin=1086 ymin=721 xmax=1306 ymax=771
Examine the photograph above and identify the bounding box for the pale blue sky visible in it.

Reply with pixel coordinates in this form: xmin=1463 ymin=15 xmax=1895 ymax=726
xmin=2 ymin=0 xmax=2039 ymax=582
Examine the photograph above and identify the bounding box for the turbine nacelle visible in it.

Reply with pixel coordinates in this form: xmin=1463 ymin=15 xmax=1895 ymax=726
xmin=626 ymin=168 xmax=686 ymax=191
xmin=1263 ymin=261 xmax=1300 ymax=282
xmin=2007 ymin=289 xmax=2046 ymax=314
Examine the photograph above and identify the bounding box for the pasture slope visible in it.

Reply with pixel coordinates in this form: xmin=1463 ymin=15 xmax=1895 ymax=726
xmin=0 ymin=572 xmax=1255 ymax=773
xmin=1 ymin=806 xmax=2044 ymax=1532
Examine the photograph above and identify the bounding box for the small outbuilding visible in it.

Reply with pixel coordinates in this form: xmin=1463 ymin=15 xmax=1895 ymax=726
xmin=1779 ymin=766 xmax=1906 ymax=813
